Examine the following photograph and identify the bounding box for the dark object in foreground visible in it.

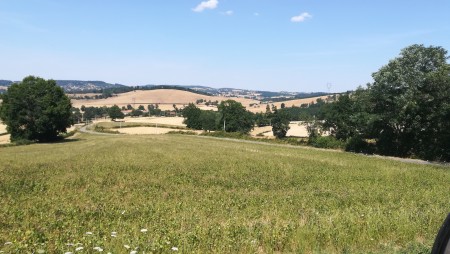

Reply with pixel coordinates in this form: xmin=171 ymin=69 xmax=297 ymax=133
xmin=432 ymin=213 xmax=450 ymax=254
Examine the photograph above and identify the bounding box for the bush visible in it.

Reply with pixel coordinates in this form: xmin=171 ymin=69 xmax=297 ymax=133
xmin=309 ymin=136 xmax=345 ymax=149
xmin=345 ymin=136 xmax=375 ymax=154
xmin=166 ymin=131 xmax=198 ymax=135
xmin=201 ymin=131 xmax=247 ymax=139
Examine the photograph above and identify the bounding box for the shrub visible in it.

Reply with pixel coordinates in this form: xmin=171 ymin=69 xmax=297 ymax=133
xmin=345 ymin=136 xmax=375 ymax=154
xmin=309 ymin=136 xmax=345 ymax=149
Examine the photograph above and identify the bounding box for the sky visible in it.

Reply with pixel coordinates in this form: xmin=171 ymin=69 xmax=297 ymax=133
xmin=0 ymin=0 xmax=449 ymax=92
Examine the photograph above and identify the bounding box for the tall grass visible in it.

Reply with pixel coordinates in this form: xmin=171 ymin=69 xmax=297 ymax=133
xmin=0 ymin=134 xmax=448 ymax=253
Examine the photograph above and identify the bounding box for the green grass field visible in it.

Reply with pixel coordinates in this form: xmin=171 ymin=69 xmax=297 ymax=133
xmin=0 ymin=133 xmax=448 ymax=253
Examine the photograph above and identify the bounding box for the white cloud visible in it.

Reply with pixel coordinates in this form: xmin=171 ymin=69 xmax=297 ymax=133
xmin=223 ymin=10 xmax=233 ymax=16
xmin=291 ymin=12 xmax=312 ymax=23
xmin=192 ymin=0 xmax=219 ymax=12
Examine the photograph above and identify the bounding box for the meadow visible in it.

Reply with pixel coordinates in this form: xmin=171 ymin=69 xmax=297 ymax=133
xmin=0 ymin=133 xmax=448 ymax=253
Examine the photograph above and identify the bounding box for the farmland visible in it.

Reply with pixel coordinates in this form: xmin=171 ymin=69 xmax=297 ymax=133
xmin=70 ymin=89 xmax=326 ymax=113
xmin=0 ymin=122 xmax=10 ymax=144
xmin=0 ymin=133 xmax=448 ymax=253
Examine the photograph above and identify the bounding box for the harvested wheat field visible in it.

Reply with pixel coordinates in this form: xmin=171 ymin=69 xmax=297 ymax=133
xmin=121 ymin=116 xmax=186 ymax=127
xmin=116 ymin=127 xmax=201 ymax=135
xmin=0 ymin=122 xmax=7 ymax=134
xmin=248 ymin=96 xmax=329 ymax=113
xmin=251 ymin=122 xmax=310 ymax=137
xmin=71 ymin=89 xmax=259 ymax=110
xmin=0 ymin=134 xmax=10 ymax=144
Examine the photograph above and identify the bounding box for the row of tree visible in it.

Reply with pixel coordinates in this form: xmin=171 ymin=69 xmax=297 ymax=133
xmin=315 ymin=45 xmax=450 ymax=161
xmin=182 ymin=100 xmax=291 ymax=138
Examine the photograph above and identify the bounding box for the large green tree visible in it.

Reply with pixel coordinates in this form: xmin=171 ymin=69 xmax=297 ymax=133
xmin=199 ymin=110 xmax=218 ymax=132
xmin=182 ymin=103 xmax=202 ymax=129
xmin=271 ymin=109 xmax=290 ymax=138
xmin=218 ymin=100 xmax=254 ymax=133
xmin=321 ymin=44 xmax=450 ymax=161
xmin=368 ymin=44 xmax=449 ymax=158
xmin=0 ymin=76 xmax=72 ymax=142
xmin=108 ymin=105 xmax=125 ymax=120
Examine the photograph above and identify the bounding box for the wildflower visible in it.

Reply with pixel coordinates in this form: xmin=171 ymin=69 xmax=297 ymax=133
xmin=86 ymin=232 xmax=93 ymax=235
xmin=64 ymin=252 xmax=73 ymax=254
xmin=124 ymin=245 xmax=131 ymax=249
xmin=121 ymin=210 xmax=126 ymax=215
xmin=171 ymin=247 xmax=179 ymax=251
xmin=93 ymin=246 xmax=103 ymax=252
xmin=140 ymin=228 xmax=148 ymax=233
xmin=75 ymin=247 xmax=84 ymax=251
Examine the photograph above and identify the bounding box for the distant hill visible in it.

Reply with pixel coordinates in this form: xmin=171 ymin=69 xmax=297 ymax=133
xmin=0 ymin=79 xmax=332 ymax=100
xmin=0 ymin=80 xmax=126 ymax=93
xmin=55 ymin=80 xmax=126 ymax=92
xmin=0 ymin=80 xmax=13 ymax=86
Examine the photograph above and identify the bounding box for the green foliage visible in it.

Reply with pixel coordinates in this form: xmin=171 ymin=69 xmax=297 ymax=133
xmin=70 ymin=107 xmax=82 ymax=124
xmin=308 ymin=136 xmax=345 ymax=149
xmin=108 ymin=105 xmax=125 ymax=120
xmin=218 ymin=100 xmax=254 ymax=134
xmin=147 ymin=104 xmax=162 ymax=116
xmin=83 ymin=106 xmax=108 ymax=120
xmin=271 ymin=109 xmax=290 ymax=138
xmin=199 ymin=110 xmax=219 ymax=131
xmin=345 ymin=136 xmax=375 ymax=154
xmin=182 ymin=103 xmax=202 ymax=129
xmin=200 ymin=130 xmax=248 ymax=139
xmin=320 ymin=44 xmax=450 ymax=161
xmin=0 ymin=134 xmax=448 ymax=253
xmin=0 ymin=76 xmax=72 ymax=142
xmin=281 ymin=98 xmax=327 ymax=121
xmin=367 ymin=44 xmax=449 ymax=159
xmin=130 ymin=109 xmax=144 ymax=117
xmin=254 ymin=112 xmax=271 ymax=127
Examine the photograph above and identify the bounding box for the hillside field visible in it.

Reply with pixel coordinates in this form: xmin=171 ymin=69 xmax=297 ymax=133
xmin=0 ymin=134 xmax=448 ymax=253
xmin=70 ymin=89 xmax=326 ymax=113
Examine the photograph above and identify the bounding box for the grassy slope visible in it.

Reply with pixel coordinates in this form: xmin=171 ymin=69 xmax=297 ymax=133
xmin=0 ymin=134 xmax=448 ymax=253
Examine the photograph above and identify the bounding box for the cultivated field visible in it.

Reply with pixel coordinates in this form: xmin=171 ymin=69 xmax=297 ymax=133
xmin=69 ymin=89 xmax=327 ymax=113
xmin=247 ymin=96 xmax=330 ymax=113
xmin=71 ymin=89 xmax=260 ymax=111
xmin=0 ymin=122 xmax=10 ymax=144
xmin=0 ymin=134 xmax=10 ymax=144
xmin=118 ymin=116 xmax=186 ymax=127
xmin=0 ymin=133 xmax=448 ymax=253
xmin=116 ymin=127 xmax=201 ymax=135
xmin=0 ymin=122 xmax=7 ymax=134
xmin=251 ymin=122 xmax=310 ymax=137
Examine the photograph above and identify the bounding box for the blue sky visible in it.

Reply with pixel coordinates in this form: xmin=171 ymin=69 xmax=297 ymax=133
xmin=1 ymin=0 xmax=449 ymax=92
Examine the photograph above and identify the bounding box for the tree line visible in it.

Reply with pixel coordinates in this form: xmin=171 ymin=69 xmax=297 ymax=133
xmin=182 ymin=100 xmax=291 ymax=138
xmin=314 ymin=45 xmax=450 ymax=161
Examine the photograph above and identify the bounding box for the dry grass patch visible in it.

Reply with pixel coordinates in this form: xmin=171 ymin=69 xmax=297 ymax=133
xmin=71 ymin=89 xmax=260 ymax=109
